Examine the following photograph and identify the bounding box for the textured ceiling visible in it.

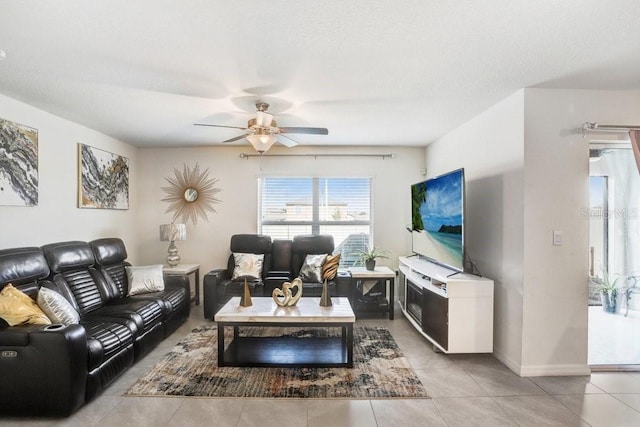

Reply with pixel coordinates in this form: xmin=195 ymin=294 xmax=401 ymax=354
xmin=0 ymin=0 xmax=639 ymax=148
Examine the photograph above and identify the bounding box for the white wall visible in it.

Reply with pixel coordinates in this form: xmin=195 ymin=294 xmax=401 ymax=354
xmin=9 ymin=83 xmax=638 ymax=376
xmin=136 ymin=145 xmax=425 ymax=283
xmin=521 ymin=88 xmax=640 ymax=375
xmin=424 ymin=90 xmax=526 ymax=372
xmin=0 ymin=94 xmax=139 ymax=255
xmin=427 ymin=88 xmax=640 ymax=376
xmin=0 ymin=89 xmax=424 ymax=301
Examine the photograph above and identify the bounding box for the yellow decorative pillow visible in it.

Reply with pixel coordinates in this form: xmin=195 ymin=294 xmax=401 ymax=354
xmin=322 ymin=254 xmax=341 ymax=281
xmin=0 ymin=284 xmax=51 ymax=326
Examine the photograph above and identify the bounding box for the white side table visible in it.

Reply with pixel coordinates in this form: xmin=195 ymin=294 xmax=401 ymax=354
xmin=348 ymin=266 xmax=396 ymax=320
xmin=163 ymin=264 xmax=200 ymax=305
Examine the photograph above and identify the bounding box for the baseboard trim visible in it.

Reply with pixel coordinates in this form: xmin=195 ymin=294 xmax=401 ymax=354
xmin=493 ymin=350 xmax=521 ymax=375
xmin=519 ymin=364 xmax=591 ymax=377
xmin=493 ymin=350 xmax=591 ymax=377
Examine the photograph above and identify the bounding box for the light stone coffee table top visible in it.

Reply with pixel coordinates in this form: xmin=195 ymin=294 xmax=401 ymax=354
xmin=347 ymin=266 xmax=395 ymax=278
xmin=215 ymin=297 xmax=355 ymax=323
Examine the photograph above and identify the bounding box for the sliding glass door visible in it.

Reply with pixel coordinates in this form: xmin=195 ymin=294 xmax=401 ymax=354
xmin=588 ymin=145 xmax=640 ymax=368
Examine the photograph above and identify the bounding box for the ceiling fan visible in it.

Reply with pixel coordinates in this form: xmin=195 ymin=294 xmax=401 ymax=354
xmin=194 ymin=102 xmax=328 ymax=153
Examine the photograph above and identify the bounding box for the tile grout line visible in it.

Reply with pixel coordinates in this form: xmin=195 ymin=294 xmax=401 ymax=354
xmin=609 ymin=393 xmax=640 ymax=415
xmin=164 ymin=397 xmax=188 ymax=427
xmin=486 ymin=395 xmax=522 ymax=427
xmin=546 ymin=394 xmax=595 ymax=427
xmin=428 ymin=397 xmax=453 ymax=427
xmin=367 ymin=400 xmax=379 ymax=427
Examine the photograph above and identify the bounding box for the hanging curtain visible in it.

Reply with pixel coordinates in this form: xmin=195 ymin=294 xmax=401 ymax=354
xmin=631 ymin=130 xmax=640 ymax=175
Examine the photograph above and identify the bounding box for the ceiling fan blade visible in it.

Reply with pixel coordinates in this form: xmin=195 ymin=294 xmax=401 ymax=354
xmin=224 ymin=134 xmax=250 ymax=143
xmin=277 ymin=134 xmax=299 ymax=148
xmin=279 ymin=127 xmax=328 ymax=135
xmin=194 ymin=123 xmax=247 ymax=130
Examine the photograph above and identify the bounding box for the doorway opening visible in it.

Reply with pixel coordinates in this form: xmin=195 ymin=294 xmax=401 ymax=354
xmin=588 ymin=144 xmax=640 ymax=369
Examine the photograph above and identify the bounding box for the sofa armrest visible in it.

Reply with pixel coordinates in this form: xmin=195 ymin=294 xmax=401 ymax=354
xmin=163 ymin=273 xmax=190 ymax=294
xmin=0 ymin=323 xmax=88 ymax=416
xmin=335 ymin=271 xmax=353 ymax=299
xmin=203 ymin=268 xmax=231 ymax=319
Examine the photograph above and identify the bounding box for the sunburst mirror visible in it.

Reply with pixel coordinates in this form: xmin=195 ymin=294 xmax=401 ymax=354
xmin=161 ymin=163 xmax=221 ymax=224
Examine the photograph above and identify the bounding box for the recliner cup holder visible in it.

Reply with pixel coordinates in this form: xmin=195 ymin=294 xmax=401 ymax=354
xmin=43 ymin=324 xmax=65 ymax=331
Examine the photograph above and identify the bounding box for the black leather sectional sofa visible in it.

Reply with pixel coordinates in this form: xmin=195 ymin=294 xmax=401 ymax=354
xmin=203 ymin=234 xmax=352 ymax=318
xmin=0 ymin=238 xmax=190 ymax=417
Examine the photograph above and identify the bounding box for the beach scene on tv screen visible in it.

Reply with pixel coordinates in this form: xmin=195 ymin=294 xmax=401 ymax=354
xmin=413 ymin=170 xmax=463 ymax=270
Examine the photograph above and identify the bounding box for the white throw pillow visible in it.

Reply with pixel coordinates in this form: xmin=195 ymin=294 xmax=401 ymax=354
xmin=298 ymin=254 xmax=328 ymax=283
xmin=37 ymin=287 xmax=79 ymax=326
xmin=231 ymin=253 xmax=264 ymax=281
xmin=126 ymin=264 xmax=165 ymax=296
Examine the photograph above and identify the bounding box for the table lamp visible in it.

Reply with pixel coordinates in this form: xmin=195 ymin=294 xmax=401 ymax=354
xmin=159 ymin=223 xmax=186 ymax=267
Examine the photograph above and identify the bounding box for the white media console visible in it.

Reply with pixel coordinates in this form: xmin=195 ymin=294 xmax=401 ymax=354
xmin=398 ymin=256 xmax=494 ymax=353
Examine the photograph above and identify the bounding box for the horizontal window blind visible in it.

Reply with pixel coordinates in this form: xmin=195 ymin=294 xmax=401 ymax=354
xmin=259 ymin=177 xmax=372 ymax=267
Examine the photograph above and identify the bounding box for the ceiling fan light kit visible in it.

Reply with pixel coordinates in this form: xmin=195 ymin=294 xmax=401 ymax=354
xmin=254 ymin=108 xmax=274 ymax=127
xmin=195 ymin=102 xmax=328 ymax=154
xmin=247 ymin=132 xmax=277 ymax=153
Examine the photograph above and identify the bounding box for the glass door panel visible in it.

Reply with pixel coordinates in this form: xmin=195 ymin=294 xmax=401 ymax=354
xmin=588 ymin=146 xmax=640 ymax=367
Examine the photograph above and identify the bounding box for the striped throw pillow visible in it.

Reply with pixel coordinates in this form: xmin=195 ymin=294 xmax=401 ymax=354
xmin=322 ymin=254 xmax=341 ymax=281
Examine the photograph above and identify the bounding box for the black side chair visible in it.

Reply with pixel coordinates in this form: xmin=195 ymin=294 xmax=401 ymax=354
xmin=203 ymin=234 xmax=273 ymax=318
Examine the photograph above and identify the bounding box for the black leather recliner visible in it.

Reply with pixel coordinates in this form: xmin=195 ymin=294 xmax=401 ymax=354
xmin=42 ymin=241 xmax=166 ymax=365
xmin=289 ymin=235 xmax=336 ymax=296
xmin=0 ymin=239 xmax=190 ymax=417
xmin=203 ymin=234 xmax=352 ymax=318
xmin=89 ymin=237 xmax=191 ymax=338
xmin=0 ymin=246 xmax=87 ymax=416
xmin=203 ymin=234 xmax=272 ymax=318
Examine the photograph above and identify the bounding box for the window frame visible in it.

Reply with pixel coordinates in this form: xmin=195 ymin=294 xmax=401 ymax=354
xmin=258 ymin=175 xmax=373 ymax=245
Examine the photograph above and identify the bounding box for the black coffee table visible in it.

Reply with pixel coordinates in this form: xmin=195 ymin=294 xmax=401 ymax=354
xmin=214 ymin=297 xmax=355 ymax=368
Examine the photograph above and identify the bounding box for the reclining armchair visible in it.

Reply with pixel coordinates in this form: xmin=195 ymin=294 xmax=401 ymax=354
xmin=203 ymin=234 xmax=272 ymax=318
xmin=203 ymin=234 xmax=352 ymax=318
xmin=0 ymin=246 xmax=87 ymax=416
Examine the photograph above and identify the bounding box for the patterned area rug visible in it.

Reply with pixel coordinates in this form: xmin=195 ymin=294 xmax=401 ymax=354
xmin=125 ymin=325 xmax=429 ymax=399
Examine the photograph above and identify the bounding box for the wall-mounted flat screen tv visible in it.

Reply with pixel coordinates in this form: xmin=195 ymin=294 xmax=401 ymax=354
xmin=411 ymin=168 xmax=465 ymax=272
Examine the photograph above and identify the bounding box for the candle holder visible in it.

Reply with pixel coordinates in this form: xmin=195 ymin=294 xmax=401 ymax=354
xmin=319 ymin=279 xmax=332 ymax=307
xmin=239 ymin=278 xmax=252 ymax=307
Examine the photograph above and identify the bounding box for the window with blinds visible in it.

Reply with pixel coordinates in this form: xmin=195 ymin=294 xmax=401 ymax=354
xmin=259 ymin=177 xmax=372 ymax=267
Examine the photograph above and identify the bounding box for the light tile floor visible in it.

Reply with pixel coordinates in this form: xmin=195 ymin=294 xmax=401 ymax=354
xmin=588 ymin=306 xmax=640 ymax=366
xmin=4 ymin=304 xmax=640 ymax=426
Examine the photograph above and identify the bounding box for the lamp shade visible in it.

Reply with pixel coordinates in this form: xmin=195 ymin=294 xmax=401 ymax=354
xmin=255 ymin=111 xmax=274 ymax=127
xmin=247 ymin=132 xmax=276 ymax=153
xmin=159 ymin=223 xmax=186 ymax=242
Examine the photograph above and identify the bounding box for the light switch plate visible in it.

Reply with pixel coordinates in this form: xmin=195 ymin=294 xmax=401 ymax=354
xmin=553 ymin=230 xmax=563 ymax=246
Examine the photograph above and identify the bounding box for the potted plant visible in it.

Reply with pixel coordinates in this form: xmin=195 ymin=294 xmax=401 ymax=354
xmin=592 ymin=270 xmax=621 ymax=313
xmin=623 ymin=275 xmax=639 ymax=317
xmin=353 ymin=245 xmax=390 ymax=271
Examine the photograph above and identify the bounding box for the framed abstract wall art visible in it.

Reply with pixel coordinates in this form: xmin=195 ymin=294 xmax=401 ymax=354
xmin=78 ymin=143 xmax=129 ymax=209
xmin=0 ymin=118 xmax=38 ymax=206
